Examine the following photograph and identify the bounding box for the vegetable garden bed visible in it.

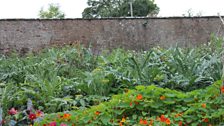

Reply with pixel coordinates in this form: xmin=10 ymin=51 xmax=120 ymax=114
xmin=0 ymin=38 xmax=224 ymax=125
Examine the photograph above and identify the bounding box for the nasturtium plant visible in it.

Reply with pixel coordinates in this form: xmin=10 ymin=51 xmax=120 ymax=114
xmin=35 ymin=80 xmax=224 ymax=126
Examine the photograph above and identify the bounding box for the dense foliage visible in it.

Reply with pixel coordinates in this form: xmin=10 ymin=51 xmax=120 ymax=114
xmin=82 ymin=0 xmax=159 ymax=18
xmin=35 ymin=80 xmax=224 ymax=126
xmin=39 ymin=3 xmax=65 ymax=19
xmin=0 ymin=37 xmax=223 ymax=125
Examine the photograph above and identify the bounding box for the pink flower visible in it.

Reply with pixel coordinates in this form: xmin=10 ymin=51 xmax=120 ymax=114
xmin=60 ymin=123 xmax=67 ymax=126
xmin=0 ymin=119 xmax=6 ymax=125
xmin=8 ymin=108 xmax=17 ymax=115
xmin=28 ymin=113 xmax=37 ymax=120
xmin=49 ymin=121 xmax=57 ymax=126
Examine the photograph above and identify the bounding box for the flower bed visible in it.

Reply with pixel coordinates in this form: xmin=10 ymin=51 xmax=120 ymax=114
xmin=35 ymin=80 xmax=224 ymax=126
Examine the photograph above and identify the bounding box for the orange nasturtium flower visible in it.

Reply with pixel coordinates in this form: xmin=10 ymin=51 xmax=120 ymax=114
xmin=136 ymin=94 xmax=143 ymax=100
xmin=143 ymin=120 xmax=147 ymax=125
xmin=175 ymin=112 xmax=183 ymax=118
xmin=119 ymin=118 xmax=125 ymax=126
xmin=139 ymin=119 xmax=144 ymax=124
xmin=134 ymin=101 xmax=139 ymax=105
xmin=149 ymin=119 xmax=154 ymax=125
xmin=201 ymin=103 xmax=206 ymax=108
xmin=178 ymin=121 xmax=182 ymax=126
xmin=203 ymin=118 xmax=209 ymax=123
xmin=130 ymin=102 xmax=133 ymax=107
xmin=159 ymin=115 xmax=171 ymax=125
xmin=95 ymin=111 xmax=101 ymax=115
xmin=165 ymin=118 xmax=171 ymax=125
xmin=221 ymin=86 xmax=224 ymax=93
xmin=160 ymin=115 xmax=167 ymax=122
xmin=139 ymin=118 xmax=148 ymax=125
xmin=160 ymin=95 xmax=166 ymax=100
xmin=36 ymin=110 xmax=43 ymax=117
xmin=62 ymin=113 xmax=71 ymax=120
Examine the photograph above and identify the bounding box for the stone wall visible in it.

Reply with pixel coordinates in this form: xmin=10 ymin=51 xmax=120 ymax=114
xmin=0 ymin=17 xmax=224 ymax=53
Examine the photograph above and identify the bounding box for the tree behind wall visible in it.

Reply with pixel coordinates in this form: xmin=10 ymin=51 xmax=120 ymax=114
xmin=82 ymin=0 xmax=159 ymax=18
xmin=39 ymin=3 xmax=65 ymax=19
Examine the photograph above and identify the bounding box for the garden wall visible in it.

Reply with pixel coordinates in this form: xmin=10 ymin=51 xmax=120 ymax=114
xmin=0 ymin=16 xmax=224 ymax=53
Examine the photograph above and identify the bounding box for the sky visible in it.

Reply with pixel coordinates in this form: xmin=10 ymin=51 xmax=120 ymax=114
xmin=0 ymin=0 xmax=223 ymax=19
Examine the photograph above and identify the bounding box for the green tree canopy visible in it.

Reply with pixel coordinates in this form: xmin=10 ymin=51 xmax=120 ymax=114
xmin=82 ymin=0 xmax=159 ymax=18
xmin=39 ymin=3 xmax=65 ymax=19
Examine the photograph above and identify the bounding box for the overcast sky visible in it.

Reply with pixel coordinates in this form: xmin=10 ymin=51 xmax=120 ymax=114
xmin=0 ymin=0 xmax=223 ymax=19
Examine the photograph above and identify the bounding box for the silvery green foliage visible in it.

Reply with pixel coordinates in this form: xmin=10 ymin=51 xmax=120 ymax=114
xmin=34 ymin=117 xmax=43 ymax=123
xmin=0 ymin=107 xmax=2 ymax=126
xmin=27 ymin=98 xmax=33 ymax=112
xmin=9 ymin=120 xmax=16 ymax=126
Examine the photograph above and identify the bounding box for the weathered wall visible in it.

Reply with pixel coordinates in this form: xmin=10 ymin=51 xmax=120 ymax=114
xmin=0 ymin=17 xmax=224 ymax=53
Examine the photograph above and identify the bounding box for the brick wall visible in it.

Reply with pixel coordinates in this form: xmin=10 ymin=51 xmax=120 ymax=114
xmin=0 ymin=17 xmax=223 ymax=53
